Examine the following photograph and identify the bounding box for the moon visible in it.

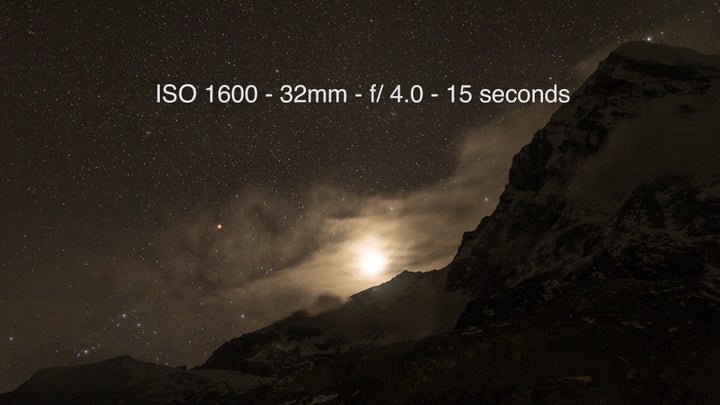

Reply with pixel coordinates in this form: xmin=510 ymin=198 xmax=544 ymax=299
xmin=360 ymin=251 xmax=386 ymax=276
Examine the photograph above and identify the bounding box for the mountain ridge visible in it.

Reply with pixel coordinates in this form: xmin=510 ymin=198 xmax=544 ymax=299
xmin=446 ymin=41 xmax=720 ymax=299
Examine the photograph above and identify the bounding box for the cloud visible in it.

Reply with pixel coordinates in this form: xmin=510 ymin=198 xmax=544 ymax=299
xmin=160 ymin=103 xmax=558 ymax=317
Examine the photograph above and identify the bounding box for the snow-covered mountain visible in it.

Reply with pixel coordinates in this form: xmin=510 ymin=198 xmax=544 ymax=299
xmin=448 ymin=41 xmax=720 ymax=297
xmin=3 ymin=41 xmax=720 ymax=404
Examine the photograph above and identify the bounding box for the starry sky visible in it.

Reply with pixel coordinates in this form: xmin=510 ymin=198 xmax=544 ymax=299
xmin=1 ymin=0 xmax=719 ymax=392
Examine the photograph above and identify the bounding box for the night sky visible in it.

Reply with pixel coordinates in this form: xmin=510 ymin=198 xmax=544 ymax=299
xmin=2 ymin=0 xmax=719 ymax=392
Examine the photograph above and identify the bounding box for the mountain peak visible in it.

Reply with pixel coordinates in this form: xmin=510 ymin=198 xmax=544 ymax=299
xmin=611 ymin=41 xmax=720 ymax=66
xmin=446 ymin=42 xmax=720 ymax=297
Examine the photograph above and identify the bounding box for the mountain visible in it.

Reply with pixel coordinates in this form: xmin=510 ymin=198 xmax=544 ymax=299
xmin=449 ymin=41 xmax=720 ymax=296
xmin=0 ymin=356 xmax=267 ymax=404
xmin=447 ymin=41 xmax=720 ymax=326
xmin=3 ymin=41 xmax=720 ymax=404
xmin=199 ymin=268 xmax=468 ymax=376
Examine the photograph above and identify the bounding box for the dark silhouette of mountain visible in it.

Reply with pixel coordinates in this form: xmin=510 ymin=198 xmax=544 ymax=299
xmin=199 ymin=268 xmax=468 ymax=376
xmin=3 ymin=42 xmax=720 ymax=404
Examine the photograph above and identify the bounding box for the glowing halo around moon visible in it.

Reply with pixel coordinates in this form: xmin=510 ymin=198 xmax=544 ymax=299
xmin=359 ymin=250 xmax=386 ymax=276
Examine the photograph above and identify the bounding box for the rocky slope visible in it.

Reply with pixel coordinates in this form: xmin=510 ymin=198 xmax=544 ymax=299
xmin=3 ymin=41 xmax=720 ymax=404
xmin=199 ymin=268 xmax=467 ymax=376
xmin=243 ymin=276 xmax=720 ymax=404
xmin=448 ymin=41 xmax=720 ymax=298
